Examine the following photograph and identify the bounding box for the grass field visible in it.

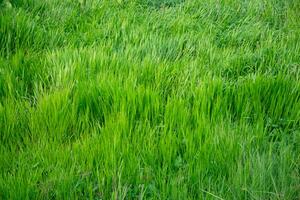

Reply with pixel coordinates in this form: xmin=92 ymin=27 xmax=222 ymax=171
xmin=0 ymin=0 xmax=300 ymax=199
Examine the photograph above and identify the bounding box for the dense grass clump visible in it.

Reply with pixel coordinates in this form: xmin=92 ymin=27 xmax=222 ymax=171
xmin=0 ymin=0 xmax=300 ymax=199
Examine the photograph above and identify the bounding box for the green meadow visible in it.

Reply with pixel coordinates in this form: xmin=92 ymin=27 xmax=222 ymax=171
xmin=0 ymin=0 xmax=299 ymax=199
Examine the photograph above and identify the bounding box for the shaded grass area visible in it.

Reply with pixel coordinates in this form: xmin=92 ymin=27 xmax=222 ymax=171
xmin=0 ymin=0 xmax=300 ymax=199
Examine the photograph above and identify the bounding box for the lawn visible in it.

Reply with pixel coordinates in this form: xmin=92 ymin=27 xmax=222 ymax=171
xmin=0 ymin=0 xmax=299 ymax=199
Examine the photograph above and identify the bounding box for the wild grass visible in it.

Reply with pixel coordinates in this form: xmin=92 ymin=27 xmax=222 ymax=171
xmin=0 ymin=0 xmax=299 ymax=199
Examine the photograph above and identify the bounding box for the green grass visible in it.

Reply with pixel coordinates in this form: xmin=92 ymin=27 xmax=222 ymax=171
xmin=0 ymin=0 xmax=300 ymax=199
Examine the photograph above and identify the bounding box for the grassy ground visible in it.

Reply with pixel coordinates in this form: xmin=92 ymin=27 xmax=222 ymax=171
xmin=0 ymin=0 xmax=300 ymax=199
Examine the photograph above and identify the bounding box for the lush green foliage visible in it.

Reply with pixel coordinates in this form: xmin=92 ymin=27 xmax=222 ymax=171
xmin=0 ymin=0 xmax=299 ymax=199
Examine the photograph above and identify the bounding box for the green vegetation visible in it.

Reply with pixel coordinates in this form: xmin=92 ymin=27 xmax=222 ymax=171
xmin=0 ymin=0 xmax=299 ymax=199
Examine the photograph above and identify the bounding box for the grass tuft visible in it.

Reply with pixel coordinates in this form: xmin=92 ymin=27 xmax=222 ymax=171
xmin=0 ymin=0 xmax=299 ymax=199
